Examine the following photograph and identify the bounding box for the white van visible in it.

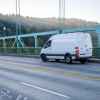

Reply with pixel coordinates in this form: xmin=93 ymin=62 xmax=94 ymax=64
xmin=40 ymin=32 xmax=92 ymax=64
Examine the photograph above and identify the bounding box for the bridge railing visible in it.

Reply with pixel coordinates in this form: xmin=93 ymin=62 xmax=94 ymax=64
xmin=93 ymin=47 xmax=100 ymax=58
xmin=0 ymin=47 xmax=41 ymax=56
xmin=0 ymin=47 xmax=100 ymax=58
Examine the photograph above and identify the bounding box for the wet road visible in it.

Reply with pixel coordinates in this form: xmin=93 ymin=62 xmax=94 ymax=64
xmin=0 ymin=56 xmax=100 ymax=100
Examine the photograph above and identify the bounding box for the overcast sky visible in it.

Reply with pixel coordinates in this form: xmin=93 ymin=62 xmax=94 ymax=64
xmin=0 ymin=0 xmax=100 ymax=22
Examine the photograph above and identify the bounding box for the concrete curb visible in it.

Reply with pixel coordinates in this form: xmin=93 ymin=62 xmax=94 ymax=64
xmin=0 ymin=54 xmax=40 ymax=58
xmin=89 ymin=58 xmax=100 ymax=63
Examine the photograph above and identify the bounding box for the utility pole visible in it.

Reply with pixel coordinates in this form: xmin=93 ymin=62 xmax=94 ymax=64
xmin=59 ymin=0 xmax=65 ymax=33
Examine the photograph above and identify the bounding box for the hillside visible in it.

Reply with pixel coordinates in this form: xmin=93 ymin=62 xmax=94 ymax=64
xmin=0 ymin=14 xmax=99 ymax=36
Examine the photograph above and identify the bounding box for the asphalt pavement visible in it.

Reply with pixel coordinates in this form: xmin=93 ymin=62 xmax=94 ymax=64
xmin=0 ymin=56 xmax=100 ymax=100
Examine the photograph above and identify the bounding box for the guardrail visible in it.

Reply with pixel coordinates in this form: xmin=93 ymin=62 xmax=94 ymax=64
xmin=0 ymin=47 xmax=41 ymax=56
xmin=93 ymin=48 xmax=100 ymax=58
xmin=0 ymin=47 xmax=100 ymax=58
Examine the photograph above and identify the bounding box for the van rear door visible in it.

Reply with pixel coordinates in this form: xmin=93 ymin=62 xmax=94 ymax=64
xmin=79 ymin=34 xmax=92 ymax=57
xmin=84 ymin=34 xmax=92 ymax=56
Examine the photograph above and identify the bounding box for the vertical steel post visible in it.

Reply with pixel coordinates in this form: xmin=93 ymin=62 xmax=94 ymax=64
xmin=16 ymin=0 xmax=21 ymax=48
xmin=96 ymin=26 xmax=100 ymax=47
xmin=16 ymin=0 xmax=19 ymax=48
xmin=34 ymin=35 xmax=38 ymax=55
xmin=34 ymin=36 xmax=38 ymax=48
xmin=59 ymin=0 xmax=65 ymax=33
xmin=3 ymin=39 xmax=6 ymax=53
xmin=18 ymin=0 xmax=21 ymax=36
xmin=34 ymin=36 xmax=37 ymax=48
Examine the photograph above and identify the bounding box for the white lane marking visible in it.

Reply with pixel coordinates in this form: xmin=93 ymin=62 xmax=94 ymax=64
xmin=21 ymin=82 xmax=70 ymax=99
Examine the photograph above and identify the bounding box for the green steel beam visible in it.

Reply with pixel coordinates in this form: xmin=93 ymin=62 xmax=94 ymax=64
xmin=0 ymin=27 xmax=96 ymax=40
xmin=0 ymin=27 xmax=97 ymax=48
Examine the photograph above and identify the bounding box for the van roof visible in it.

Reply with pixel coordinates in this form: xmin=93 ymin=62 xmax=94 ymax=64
xmin=50 ymin=32 xmax=90 ymax=40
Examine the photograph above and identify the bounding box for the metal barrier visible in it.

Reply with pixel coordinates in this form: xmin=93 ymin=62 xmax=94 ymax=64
xmin=0 ymin=47 xmax=100 ymax=58
xmin=0 ymin=47 xmax=41 ymax=56
xmin=93 ymin=48 xmax=100 ymax=58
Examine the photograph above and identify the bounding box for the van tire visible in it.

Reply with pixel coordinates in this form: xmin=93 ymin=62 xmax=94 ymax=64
xmin=40 ymin=54 xmax=48 ymax=62
xmin=65 ymin=54 xmax=72 ymax=64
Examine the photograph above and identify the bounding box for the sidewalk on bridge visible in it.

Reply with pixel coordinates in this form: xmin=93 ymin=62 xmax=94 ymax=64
xmin=31 ymin=56 xmax=100 ymax=63
xmin=89 ymin=58 xmax=100 ymax=63
xmin=0 ymin=53 xmax=100 ymax=63
xmin=0 ymin=53 xmax=40 ymax=58
xmin=28 ymin=55 xmax=100 ymax=63
xmin=21 ymin=55 xmax=100 ymax=63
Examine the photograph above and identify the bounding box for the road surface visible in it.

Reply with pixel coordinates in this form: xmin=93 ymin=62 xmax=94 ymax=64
xmin=0 ymin=56 xmax=100 ymax=100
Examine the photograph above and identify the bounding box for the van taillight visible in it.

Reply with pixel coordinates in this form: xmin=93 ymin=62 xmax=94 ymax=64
xmin=75 ymin=47 xmax=80 ymax=58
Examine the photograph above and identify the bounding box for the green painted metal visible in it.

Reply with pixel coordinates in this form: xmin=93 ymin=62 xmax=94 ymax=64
xmin=0 ymin=26 xmax=100 ymax=57
xmin=0 ymin=26 xmax=99 ymax=49
xmin=96 ymin=25 xmax=100 ymax=47
xmin=0 ymin=27 xmax=97 ymax=40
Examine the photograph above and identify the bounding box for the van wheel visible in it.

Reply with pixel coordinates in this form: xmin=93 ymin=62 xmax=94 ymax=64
xmin=40 ymin=54 xmax=48 ymax=62
xmin=65 ymin=55 xmax=72 ymax=64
